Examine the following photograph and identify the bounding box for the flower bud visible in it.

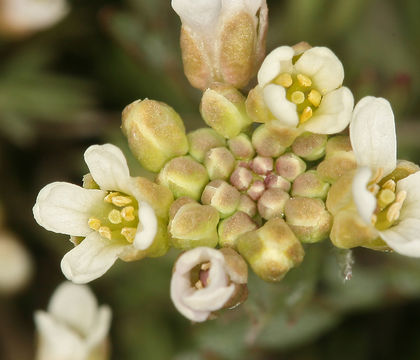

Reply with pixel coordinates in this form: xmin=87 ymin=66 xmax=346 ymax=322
xmin=122 ymin=99 xmax=188 ymax=172
xmin=170 ymin=247 xmax=248 ymax=322
xmin=325 ymin=135 xmax=353 ymax=156
xmin=188 ymin=128 xmax=226 ymax=163
xmin=284 ymin=197 xmax=332 ymax=243
xmin=218 ymin=211 xmax=257 ymax=248
xmin=250 ymin=156 xmax=273 ymax=175
xmin=157 ymin=156 xmax=209 ymax=200
xmin=201 ymin=180 xmax=241 ymax=218
xmin=257 ymin=188 xmax=289 ymax=220
xmin=291 ymin=170 xmax=330 ymax=200
xmin=275 ymin=153 xmax=307 ymax=182
xmin=237 ymin=218 xmax=304 ymax=282
xmin=264 ymin=173 xmax=291 ymax=192
xmin=291 ymin=132 xmax=327 ymax=161
xmin=245 ymin=85 xmax=273 ymax=123
xmin=230 ymin=166 xmax=253 ymax=191
xmin=247 ymin=179 xmax=265 ymax=201
xmin=228 ymin=134 xmax=255 ymax=160
xmin=200 ymin=83 xmax=252 ymax=139
xmin=172 ymin=0 xmax=268 ymax=90
xmin=237 ymin=194 xmax=257 ymax=217
xmin=204 ymin=147 xmax=235 ymax=180
xmin=169 ymin=203 xmax=220 ymax=249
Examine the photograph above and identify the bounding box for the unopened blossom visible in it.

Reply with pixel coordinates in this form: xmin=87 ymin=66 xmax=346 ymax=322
xmin=254 ymin=45 xmax=354 ymax=134
xmin=33 ymin=144 xmax=173 ymax=283
xmin=328 ymin=96 xmax=420 ymax=256
xmin=170 ymin=247 xmax=248 ymax=322
xmin=0 ymin=0 xmax=69 ymax=37
xmin=172 ymin=0 xmax=268 ymax=90
xmin=34 ymin=282 xmax=111 ymax=360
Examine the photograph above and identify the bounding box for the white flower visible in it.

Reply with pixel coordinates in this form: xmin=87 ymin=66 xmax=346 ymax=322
xmin=170 ymin=247 xmax=247 ymax=322
xmin=257 ymin=46 xmax=354 ymax=134
xmin=34 ymin=281 xmax=111 ymax=360
xmin=0 ymin=0 xmax=69 ymax=36
xmin=33 ymin=144 xmax=158 ymax=284
xmin=350 ymin=96 xmax=420 ymax=256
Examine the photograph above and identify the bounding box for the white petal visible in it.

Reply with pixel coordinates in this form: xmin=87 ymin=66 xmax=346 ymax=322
xmin=61 ymin=232 xmax=126 ymax=284
xmin=86 ymin=305 xmax=112 ymax=349
xmin=133 ymin=201 xmax=158 ymax=251
xmin=263 ymin=84 xmax=299 ymax=127
xmin=352 ymin=167 xmax=377 ymax=224
xmin=294 ymin=47 xmax=344 ymax=94
xmin=380 ymin=218 xmax=420 ymax=257
xmin=396 ymin=171 xmax=420 ymax=219
xmin=48 ymin=282 xmax=98 ymax=338
xmin=257 ymin=46 xmax=294 ymax=86
xmin=172 ymin=0 xmax=221 ymax=31
xmin=302 ymin=86 xmax=354 ymax=134
xmin=350 ymin=96 xmax=397 ymax=177
xmin=33 ymin=182 xmax=106 ymax=237
xmin=84 ymin=144 xmax=132 ymax=193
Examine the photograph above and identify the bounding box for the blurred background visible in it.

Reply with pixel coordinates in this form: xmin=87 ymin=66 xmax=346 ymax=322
xmin=1 ymin=0 xmax=420 ymax=359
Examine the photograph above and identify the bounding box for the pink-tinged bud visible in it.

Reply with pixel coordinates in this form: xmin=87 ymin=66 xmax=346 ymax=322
xmin=247 ymin=179 xmax=265 ymax=201
xmin=264 ymin=173 xmax=291 ymax=192
xmin=291 ymin=132 xmax=328 ymax=161
xmin=291 ymin=170 xmax=330 ymax=200
xmin=218 ymin=211 xmax=258 ymax=248
xmin=228 ymin=134 xmax=255 ymax=160
xmin=250 ymin=156 xmax=273 ymax=175
xmin=237 ymin=194 xmax=257 ymax=218
xmin=201 ymin=180 xmax=241 ymax=218
xmin=188 ymin=128 xmax=226 ymax=163
xmin=275 ymin=153 xmax=306 ymax=182
xmin=230 ymin=166 xmax=253 ymax=191
xmin=204 ymin=147 xmax=235 ymax=180
xmin=257 ymin=188 xmax=289 ymax=220
xmin=172 ymin=0 xmax=268 ymax=90
xmin=245 ymin=85 xmax=274 ymax=123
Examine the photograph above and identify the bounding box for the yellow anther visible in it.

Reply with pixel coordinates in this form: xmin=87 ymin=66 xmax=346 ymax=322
xmin=382 ymin=179 xmax=396 ymax=192
xmin=368 ymin=183 xmax=380 ymax=195
xmin=88 ymin=217 xmax=101 ymax=231
xmin=300 ymin=106 xmax=313 ymax=123
xmin=386 ymin=203 xmax=402 ymax=223
xmin=274 ymin=73 xmax=293 ymax=88
xmin=297 ymin=73 xmax=312 ymax=87
xmin=111 ymin=196 xmax=132 ymax=207
xmin=121 ymin=206 xmax=135 ymax=222
xmin=377 ymin=189 xmax=396 ymax=209
xmin=396 ymin=190 xmax=407 ymax=204
xmin=307 ymin=89 xmax=322 ymax=107
xmin=371 ymin=214 xmax=377 ymax=225
xmin=291 ymin=91 xmax=305 ymax=104
xmin=121 ymin=227 xmax=137 ymax=243
xmin=201 ymin=262 xmax=211 ymax=271
xmin=98 ymin=226 xmax=112 ymax=240
xmin=195 ymin=280 xmax=204 ymax=289
xmin=369 ymin=168 xmax=384 ymax=185
xmin=108 ymin=209 xmax=122 ymax=224
xmin=104 ymin=192 xmax=120 ymax=203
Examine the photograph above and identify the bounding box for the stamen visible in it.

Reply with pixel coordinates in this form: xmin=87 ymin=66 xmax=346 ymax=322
xmin=369 ymin=167 xmax=384 ymax=185
xmin=121 ymin=206 xmax=135 ymax=221
xmin=396 ymin=190 xmax=407 ymax=203
xmin=382 ymin=179 xmax=396 ymax=192
xmin=274 ymin=73 xmax=293 ymax=88
xmin=297 ymin=73 xmax=312 ymax=87
xmin=104 ymin=192 xmax=120 ymax=203
xmin=88 ymin=217 xmax=101 ymax=231
xmin=121 ymin=227 xmax=137 ymax=243
xmin=98 ymin=226 xmax=112 ymax=240
xmin=108 ymin=209 xmax=122 ymax=224
xmin=111 ymin=196 xmax=132 ymax=207
xmin=386 ymin=203 xmax=402 ymax=223
xmin=371 ymin=214 xmax=377 ymax=225
xmin=300 ymin=106 xmax=313 ymax=123
xmin=291 ymin=91 xmax=305 ymax=104
xmin=368 ymin=183 xmax=380 ymax=195
xmin=194 ymin=280 xmax=204 ymax=289
xmin=201 ymin=262 xmax=211 ymax=271
xmin=377 ymin=189 xmax=396 ymax=209
xmin=307 ymin=89 xmax=322 ymax=107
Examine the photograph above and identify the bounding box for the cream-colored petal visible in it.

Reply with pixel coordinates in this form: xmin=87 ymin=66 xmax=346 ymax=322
xmin=352 ymin=167 xmax=376 ymax=225
xmin=263 ymin=84 xmax=299 ymax=127
xmin=397 ymin=172 xmax=420 ymax=219
xmin=61 ymin=232 xmax=126 ymax=284
xmin=350 ymin=96 xmax=397 ymax=177
xmin=48 ymin=282 xmax=98 ymax=338
xmin=294 ymin=47 xmax=344 ymax=94
xmin=33 ymin=182 xmax=106 ymax=237
xmin=84 ymin=144 xmax=132 ymax=193
xmin=380 ymin=218 xmax=420 ymax=257
xmin=171 ymin=0 xmax=221 ymax=31
xmin=133 ymin=201 xmax=158 ymax=251
xmin=86 ymin=305 xmax=112 ymax=349
xmin=257 ymin=46 xmax=294 ymax=86
xmin=302 ymin=86 xmax=354 ymax=134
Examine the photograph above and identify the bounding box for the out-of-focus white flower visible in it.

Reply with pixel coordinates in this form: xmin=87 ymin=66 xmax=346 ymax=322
xmin=170 ymin=247 xmax=248 ymax=322
xmin=172 ymin=0 xmax=268 ymax=90
xmin=34 ymin=281 xmax=111 ymax=360
xmin=257 ymin=45 xmax=354 ymax=134
xmin=0 ymin=231 xmax=32 ymax=295
xmin=345 ymin=96 xmax=420 ymax=256
xmin=0 ymin=0 xmax=69 ymax=37
xmin=33 ymin=144 xmax=160 ymax=284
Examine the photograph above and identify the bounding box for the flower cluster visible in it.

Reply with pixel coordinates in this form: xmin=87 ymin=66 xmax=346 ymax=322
xmin=33 ymin=0 xmax=420 ymax=323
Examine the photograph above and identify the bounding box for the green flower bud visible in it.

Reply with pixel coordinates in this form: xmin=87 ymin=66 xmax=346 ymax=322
xmin=257 ymin=188 xmax=289 ymax=220
xmin=200 ymin=83 xmax=252 ymax=139
xmin=228 ymin=134 xmax=255 ymax=160
xmin=275 ymin=153 xmax=306 ymax=182
xmin=325 ymin=135 xmax=353 ymax=156
xmin=169 ymin=197 xmax=197 ymax=220
xmin=291 ymin=132 xmax=327 ymax=161
xmin=325 ymin=171 xmax=354 ymax=215
xmin=237 ymin=218 xmax=305 ymax=282
xmin=218 ymin=211 xmax=257 ymax=248
xmin=122 ymin=99 xmax=188 ymax=172
xmin=187 ymin=128 xmax=226 ymax=163
xmin=201 ymin=180 xmax=241 ymax=218
xmin=237 ymin=194 xmax=257 ymax=218
xmin=204 ymin=147 xmax=235 ymax=180
xmin=245 ymin=85 xmax=273 ymax=123
xmin=291 ymin=170 xmax=330 ymax=200
xmin=169 ymin=202 xmax=220 ymax=249
xmin=284 ymin=197 xmax=332 ymax=243
xmin=157 ymin=156 xmax=209 ymax=200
